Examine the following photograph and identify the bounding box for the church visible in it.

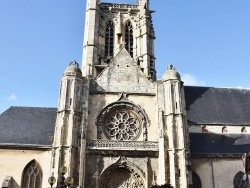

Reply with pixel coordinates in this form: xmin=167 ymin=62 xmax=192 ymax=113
xmin=0 ymin=0 xmax=250 ymax=187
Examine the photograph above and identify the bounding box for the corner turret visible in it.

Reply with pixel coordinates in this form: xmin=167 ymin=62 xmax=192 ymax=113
xmin=162 ymin=64 xmax=181 ymax=81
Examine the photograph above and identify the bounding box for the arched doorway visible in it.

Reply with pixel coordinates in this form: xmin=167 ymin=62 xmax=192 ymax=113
xmin=100 ymin=158 xmax=144 ymax=188
xmin=105 ymin=168 xmax=141 ymax=188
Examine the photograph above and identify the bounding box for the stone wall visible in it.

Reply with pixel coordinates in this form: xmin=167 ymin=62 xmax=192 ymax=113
xmin=191 ymin=157 xmax=244 ymax=188
xmin=87 ymin=93 xmax=158 ymax=141
xmin=0 ymin=149 xmax=52 ymax=188
xmin=84 ymin=153 xmax=158 ymax=188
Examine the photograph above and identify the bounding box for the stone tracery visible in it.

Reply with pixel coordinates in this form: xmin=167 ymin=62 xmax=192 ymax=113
xmin=96 ymin=93 xmax=149 ymax=141
xmin=105 ymin=111 xmax=140 ymax=141
xmin=100 ymin=156 xmax=145 ymax=188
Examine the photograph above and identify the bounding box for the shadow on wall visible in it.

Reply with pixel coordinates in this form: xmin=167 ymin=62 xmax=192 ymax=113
xmin=2 ymin=176 xmax=19 ymax=188
xmin=185 ymin=86 xmax=250 ymax=125
xmin=190 ymin=132 xmax=250 ymax=154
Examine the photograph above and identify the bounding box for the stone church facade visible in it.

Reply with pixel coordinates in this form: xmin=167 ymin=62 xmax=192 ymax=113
xmin=0 ymin=0 xmax=250 ymax=188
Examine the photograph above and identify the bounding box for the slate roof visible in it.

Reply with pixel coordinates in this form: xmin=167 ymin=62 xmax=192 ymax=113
xmin=190 ymin=133 xmax=250 ymax=154
xmin=0 ymin=106 xmax=57 ymax=146
xmin=185 ymin=86 xmax=250 ymax=125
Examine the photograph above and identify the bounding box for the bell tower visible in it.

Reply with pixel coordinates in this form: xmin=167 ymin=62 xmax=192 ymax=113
xmin=51 ymin=1 xmax=191 ymax=187
xmin=82 ymin=0 xmax=156 ymax=80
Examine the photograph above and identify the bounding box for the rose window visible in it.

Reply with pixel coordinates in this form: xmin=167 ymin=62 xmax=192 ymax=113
xmin=104 ymin=111 xmax=141 ymax=141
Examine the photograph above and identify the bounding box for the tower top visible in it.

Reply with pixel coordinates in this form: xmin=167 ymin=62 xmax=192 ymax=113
xmin=138 ymin=0 xmax=149 ymax=7
xmin=64 ymin=60 xmax=82 ymax=77
xmin=162 ymin=64 xmax=181 ymax=81
xmin=82 ymin=0 xmax=155 ymax=79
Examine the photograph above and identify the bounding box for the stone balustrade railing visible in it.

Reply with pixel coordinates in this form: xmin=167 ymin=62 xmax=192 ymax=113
xmin=86 ymin=140 xmax=159 ymax=151
xmin=100 ymin=3 xmax=139 ymax=9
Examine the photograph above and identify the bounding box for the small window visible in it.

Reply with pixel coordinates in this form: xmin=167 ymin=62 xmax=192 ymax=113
xmin=201 ymin=126 xmax=208 ymax=133
xmin=125 ymin=21 xmax=133 ymax=57
xmin=222 ymin=126 xmax=228 ymax=133
xmin=22 ymin=160 xmax=43 ymax=188
xmin=241 ymin=127 xmax=247 ymax=133
xmin=105 ymin=21 xmax=114 ymax=62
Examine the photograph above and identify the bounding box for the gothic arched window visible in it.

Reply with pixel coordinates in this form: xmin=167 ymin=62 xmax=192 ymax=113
xmin=22 ymin=160 xmax=43 ymax=188
xmin=233 ymin=171 xmax=246 ymax=188
xmin=105 ymin=21 xmax=114 ymax=62
xmin=192 ymin=171 xmax=202 ymax=188
xmin=125 ymin=21 xmax=133 ymax=57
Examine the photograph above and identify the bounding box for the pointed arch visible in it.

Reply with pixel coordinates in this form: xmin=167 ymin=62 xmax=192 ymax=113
xmin=100 ymin=157 xmax=145 ymax=188
xmin=21 ymin=160 xmax=43 ymax=188
xmin=105 ymin=20 xmax=115 ymax=62
xmin=233 ymin=171 xmax=246 ymax=188
xmin=124 ymin=21 xmax=134 ymax=57
xmin=192 ymin=171 xmax=202 ymax=188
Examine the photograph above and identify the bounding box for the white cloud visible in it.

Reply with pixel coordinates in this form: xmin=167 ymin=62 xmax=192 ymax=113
xmin=6 ymin=94 xmax=17 ymax=101
xmin=182 ymin=73 xmax=205 ymax=86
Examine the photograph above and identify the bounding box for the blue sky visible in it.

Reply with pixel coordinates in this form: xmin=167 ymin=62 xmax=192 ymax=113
xmin=0 ymin=0 xmax=250 ymax=113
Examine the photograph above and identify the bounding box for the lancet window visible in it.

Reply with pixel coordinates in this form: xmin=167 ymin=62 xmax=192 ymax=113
xmin=125 ymin=21 xmax=134 ymax=57
xmin=233 ymin=171 xmax=246 ymax=188
xmin=22 ymin=160 xmax=43 ymax=188
xmin=105 ymin=21 xmax=114 ymax=62
xmin=192 ymin=171 xmax=202 ymax=188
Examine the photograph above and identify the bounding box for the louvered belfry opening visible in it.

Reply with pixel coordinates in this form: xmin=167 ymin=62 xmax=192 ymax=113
xmin=105 ymin=21 xmax=114 ymax=63
xmin=125 ymin=21 xmax=133 ymax=57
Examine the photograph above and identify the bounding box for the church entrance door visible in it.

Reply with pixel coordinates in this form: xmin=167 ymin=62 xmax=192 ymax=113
xmin=103 ymin=167 xmax=144 ymax=188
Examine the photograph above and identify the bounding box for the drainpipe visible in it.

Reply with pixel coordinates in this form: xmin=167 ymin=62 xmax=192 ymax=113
xmin=210 ymin=157 xmax=215 ymax=188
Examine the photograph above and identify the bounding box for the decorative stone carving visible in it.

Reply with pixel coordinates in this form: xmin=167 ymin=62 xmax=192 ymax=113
xmin=100 ymin=3 xmax=139 ymax=10
xmin=96 ymin=93 xmax=149 ymax=141
xmin=100 ymin=156 xmax=145 ymax=188
xmin=86 ymin=140 xmax=159 ymax=151
xmin=93 ymin=48 xmax=156 ymax=93
xmin=104 ymin=111 xmax=141 ymax=141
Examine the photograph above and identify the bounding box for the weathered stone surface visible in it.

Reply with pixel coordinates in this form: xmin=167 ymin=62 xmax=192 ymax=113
xmin=92 ymin=48 xmax=156 ymax=93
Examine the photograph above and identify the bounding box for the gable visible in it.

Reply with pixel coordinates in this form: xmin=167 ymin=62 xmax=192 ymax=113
xmin=91 ymin=48 xmax=155 ymax=93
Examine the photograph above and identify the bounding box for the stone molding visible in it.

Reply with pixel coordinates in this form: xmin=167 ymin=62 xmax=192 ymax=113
xmin=99 ymin=156 xmax=145 ymax=187
xmin=86 ymin=140 xmax=159 ymax=151
xmin=100 ymin=3 xmax=139 ymax=10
